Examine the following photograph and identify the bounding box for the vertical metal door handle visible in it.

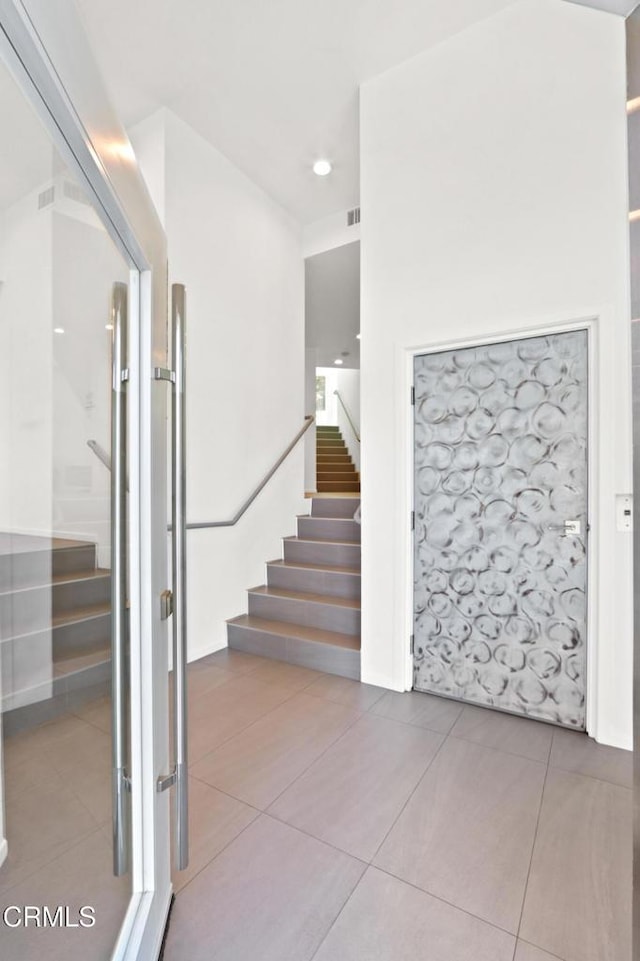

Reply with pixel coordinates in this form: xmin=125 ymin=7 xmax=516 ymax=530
xmin=172 ymin=284 xmax=189 ymax=870
xmin=111 ymin=282 xmax=129 ymax=877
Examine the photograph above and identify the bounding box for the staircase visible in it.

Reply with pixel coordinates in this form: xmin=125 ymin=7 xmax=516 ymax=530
xmin=227 ymin=496 xmax=361 ymax=679
xmin=317 ymin=425 xmax=360 ymax=493
xmin=0 ymin=533 xmax=110 ymax=725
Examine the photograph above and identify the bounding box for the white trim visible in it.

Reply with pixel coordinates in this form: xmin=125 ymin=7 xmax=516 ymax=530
xmin=0 ymin=838 xmax=7 ymax=868
xmin=404 ymin=313 xmax=599 ymax=735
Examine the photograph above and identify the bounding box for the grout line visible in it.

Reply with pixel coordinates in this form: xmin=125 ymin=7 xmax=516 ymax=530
xmin=260 ymin=812 xmax=369 ymax=869
xmin=368 ymin=728 xmax=449 ymax=867
xmin=0 ymin=823 xmax=104 ymax=900
xmin=515 ymin=937 xmax=566 ymax=961
xmin=372 ymin=862 xmax=519 ymax=940
xmin=307 ymin=867 xmax=367 ymax=961
xmin=445 ymin=733 xmax=549 ymax=769
xmin=263 ymin=706 xmax=365 ymax=811
xmin=514 ymin=752 xmax=551 ymax=944
xmin=186 ymin=669 xmax=342 ymax=769
xmin=172 ymin=807 xmax=261 ymax=897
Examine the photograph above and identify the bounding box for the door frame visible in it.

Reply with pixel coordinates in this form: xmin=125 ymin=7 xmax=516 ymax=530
xmin=0 ymin=2 xmax=171 ymax=959
xmin=403 ymin=315 xmax=599 ymax=736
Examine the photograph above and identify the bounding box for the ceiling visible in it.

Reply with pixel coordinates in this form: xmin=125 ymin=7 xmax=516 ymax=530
xmin=74 ymin=0 xmax=520 ymax=225
xmin=306 ymin=242 xmax=360 ymax=368
xmin=565 ymin=0 xmax=637 ymax=13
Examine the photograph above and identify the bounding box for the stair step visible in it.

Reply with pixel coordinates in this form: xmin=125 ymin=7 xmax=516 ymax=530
xmin=311 ymin=497 xmax=361 ymax=519
xmin=317 ymin=480 xmax=361 ymax=492
xmin=317 ymin=438 xmax=347 ymax=447
xmin=317 ymin=453 xmax=352 ymax=463
xmin=247 ymin=585 xmax=360 ymax=635
xmin=316 ymin=425 xmax=340 ymax=433
xmin=317 ymin=471 xmax=359 ymax=483
xmin=266 ymin=559 xmax=360 ymax=599
xmin=53 ymin=603 xmax=111 ymax=660
xmin=297 ymin=516 xmax=360 ymax=543
xmin=227 ymin=614 xmax=360 ymax=680
xmin=0 ymin=569 xmax=111 ymax=640
xmin=316 ymin=462 xmax=357 ymax=473
xmin=0 ymin=534 xmax=97 ymax=592
xmin=284 ymin=536 xmax=360 ymax=567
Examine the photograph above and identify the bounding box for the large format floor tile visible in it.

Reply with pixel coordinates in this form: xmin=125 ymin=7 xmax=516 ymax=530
xmin=200 ymin=648 xmax=270 ymax=675
xmin=172 ymin=777 xmax=258 ymax=892
xmin=549 ymin=728 xmax=632 ymax=788
xmin=240 ymin=659 xmax=323 ymax=692
xmin=188 ymin=673 xmax=296 ymax=763
xmin=0 ymin=830 xmax=129 ymax=961
xmin=269 ymin=713 xmax=443 ymax=861
xmin=374 ymin=736 xmax=546 ymax=932
xmin=313 ymin=867 xmax=515 ymax=961
xmin=370 ymin=689 xmax=463 ymax=734
xmin=0 ymin=779 xmax=99 ymax=895
xmin=163 ymin=815 xmax=365 ymax=961
xmin=520 ymin=768 xmax=631 ymax=961
xmin=190 ymin=693 xmax=359 ymax=808
xmin=450 ymin=705 xmax=553 ymax=763
xmin=515 ymin=942 xmax=566 ymax=961
xmin=305 ymin=673 xmax=386 ymax=711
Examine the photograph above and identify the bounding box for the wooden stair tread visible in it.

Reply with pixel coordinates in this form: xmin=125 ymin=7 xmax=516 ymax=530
xmin=227 ymin=614 xmax=360 ymax=651
xmin=248 ymin=584 xmax=360 ymax=610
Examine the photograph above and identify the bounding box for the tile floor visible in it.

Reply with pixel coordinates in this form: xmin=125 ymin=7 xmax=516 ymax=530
xmin=166 ymin=650 xmax=632 ymax=961
xmin=0 ymin=650 xmax=632 ymax=961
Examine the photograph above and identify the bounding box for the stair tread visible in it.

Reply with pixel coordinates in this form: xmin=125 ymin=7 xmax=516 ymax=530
xmin=284 ymin=535 xmax=360 ymax=548
xmin=53 ymin=602 xmax=110 ymax=628
xmin=227 ymin=614 xmax=360 ymax=651
xmin=0 ymin=533 xmax=96 ymax=556
xmin=0 ymin=568 xmax=108 ymax=598
xmin=296 ymin=514 xmax=358 ymax=522
xmin=267 ymin=559 xmax=360 ymax=576
xmin=3 ymin=601 xmax=110 ymax=644
xmin=248 ymin=584 xmax=360 ymax=610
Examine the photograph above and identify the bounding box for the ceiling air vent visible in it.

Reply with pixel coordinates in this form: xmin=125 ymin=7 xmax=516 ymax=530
xmin=63 ymin=180 xmax=90 ymax=206
xmin=347 ymin=206 xmax=360 ymax=227
xmin=37 ymin=186 xmax=55 ymax=210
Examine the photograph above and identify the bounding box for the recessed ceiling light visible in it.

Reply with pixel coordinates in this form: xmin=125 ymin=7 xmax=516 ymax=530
xmin=105 ymin=324 xmax=114 ymax=330
xmin=356 ymin=333 xmax=361 ymax=340
xmin=313 ymin=159 xmax=332 ymax=177
xmin=334 ymin=358 xmax=343 ymax=365
xmin=628 ymin=96 xmax=640 ymax=115
xmin=630 ymin=209 xmax=640 ymax=223
xmin=53 ymin=327 xmax=65 ymax=334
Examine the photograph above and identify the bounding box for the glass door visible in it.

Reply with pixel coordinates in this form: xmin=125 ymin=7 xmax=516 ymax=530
xmin=0 ymin=2 xmax=172 ymax=958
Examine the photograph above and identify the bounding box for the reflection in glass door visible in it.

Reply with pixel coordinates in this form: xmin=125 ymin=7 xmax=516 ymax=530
xmin=0 ymin=48 xmax=135 ymax=961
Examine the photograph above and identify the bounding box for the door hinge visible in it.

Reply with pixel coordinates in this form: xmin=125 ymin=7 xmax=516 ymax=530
xmin=410 ymin=634 xmax=415 ymax=655
xmin=411 ymin=510 xmax=415 ymax=531
xmin=410 ymin=386 xmax=415 ymax=406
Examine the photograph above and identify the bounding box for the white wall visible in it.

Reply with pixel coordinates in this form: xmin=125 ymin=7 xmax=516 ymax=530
xmin=316 ymin=366 xmax=361 ymax=472
xmin=130 ymin=110 xmax=306 ymax=661
xmin=360 ymin=0 xmax=632 ymax=748
xmin=302 ymin=209 xmax=360 ymax=258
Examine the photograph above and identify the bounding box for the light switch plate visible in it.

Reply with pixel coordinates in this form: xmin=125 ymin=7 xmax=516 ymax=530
xmin=615 ymin=494 xmax=633 ymax=532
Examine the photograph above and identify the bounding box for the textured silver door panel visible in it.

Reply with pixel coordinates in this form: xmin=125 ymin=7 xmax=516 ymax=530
xmin=413 ymin=331 xmax=588 ymax=728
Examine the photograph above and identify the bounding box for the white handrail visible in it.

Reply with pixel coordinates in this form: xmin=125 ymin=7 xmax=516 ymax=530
xmin=334 ymin=391 xmax=360 ymax=443
xmin=186 ymin=415 xmax=315 ymax=529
